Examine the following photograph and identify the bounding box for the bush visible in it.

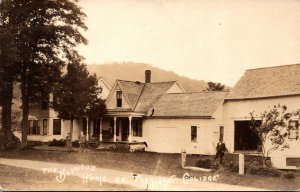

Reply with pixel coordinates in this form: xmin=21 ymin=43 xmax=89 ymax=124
xmin=284 ymin=172 xmax=296 ymax=180
xmin=225 ymin=161 xmax=239 ymax=173
xmin=247 ymin=165 xmax=281 ymax=177
xmin=195 ymin=158 xmax=214 ymax=169
xmin=48 ymin=139 xmax=65 ymax=147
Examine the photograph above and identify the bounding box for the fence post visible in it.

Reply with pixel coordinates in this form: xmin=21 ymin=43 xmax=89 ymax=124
xmin=239 ymin=154 xmax=245 ymax=175
xmin=181 ymin=148 xmax=186 ymax=168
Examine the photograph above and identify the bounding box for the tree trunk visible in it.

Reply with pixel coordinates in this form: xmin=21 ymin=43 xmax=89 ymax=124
xmin=21 ymin=72 xmax=29 ymax=148
xmin=69 ymin=118 xmax=73 ymax=148
xmin=1 ymin=80 xmax=13 ymax=144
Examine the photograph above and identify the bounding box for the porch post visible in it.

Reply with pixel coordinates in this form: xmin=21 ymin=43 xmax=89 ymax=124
xmin=99 ymin=118 xmax=103 ymax=142
xmin=113 ymin=117 xmax=117 ymax=142
xmin=86 ymin=117 xmax=89 ymax=141
xmin=128 ymin=116 xmax=132 ymax=142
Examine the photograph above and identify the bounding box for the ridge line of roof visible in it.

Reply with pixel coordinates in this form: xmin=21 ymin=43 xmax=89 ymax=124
xmin=163 ymin=91 xmax=230 ymax=95
xmin=246 ymin=63 xmax=300 ymax=71
xmin=116 ymin=79 xmax=177 ymax=84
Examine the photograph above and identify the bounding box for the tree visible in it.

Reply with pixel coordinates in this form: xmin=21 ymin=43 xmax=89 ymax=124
xmin=0 ymin=8 xmax=20 ymax=145
xmin=206 ymin=81 xmax=225 ymax=91
xmin=249 ymin=104 xmax=294 ymax=167
xmin=0 ymin=0 xmax=88 ymax=147
xmin=53 ymin=60 xmax=106 ymax=147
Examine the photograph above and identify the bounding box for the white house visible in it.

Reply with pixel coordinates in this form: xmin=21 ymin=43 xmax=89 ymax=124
xmin=223 ymin=64 xmax=300 ymax=169
xmin=99 ymin=70 xmax=228 ymax=155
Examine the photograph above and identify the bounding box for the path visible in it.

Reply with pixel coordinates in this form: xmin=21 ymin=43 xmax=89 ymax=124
xmin=0 ymin=158 xmax=267 ymax=191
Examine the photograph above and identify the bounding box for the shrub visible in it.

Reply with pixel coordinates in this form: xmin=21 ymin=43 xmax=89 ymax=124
xmin=284 ymin=172 xmax=296 ymax=180
xmin=48 ymin=139 xmax=65 ymax=147
xmin=195 ymin=158 xmax=214 ymax=169
xmin=247 ymin=165 xmax=281 ymax=177
xmin=225 ymin=161 xmax=239 ymax=173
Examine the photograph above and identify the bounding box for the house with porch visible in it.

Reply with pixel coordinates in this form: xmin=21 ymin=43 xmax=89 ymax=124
xmin=25 ymin=77 xmax=111 ymax=143
xmin=99 ymin=70 xmax=228 ymax=155
xmin=223 ymin=64 xmax=300 ymax=169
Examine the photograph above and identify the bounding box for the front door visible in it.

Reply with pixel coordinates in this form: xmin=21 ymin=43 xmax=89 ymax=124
xmin=121 ymin=119 xmax=129 ymax=141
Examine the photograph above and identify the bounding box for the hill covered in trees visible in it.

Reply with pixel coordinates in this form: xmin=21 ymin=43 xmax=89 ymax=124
xmin=86 ymin=62 xmax=215 ymax=92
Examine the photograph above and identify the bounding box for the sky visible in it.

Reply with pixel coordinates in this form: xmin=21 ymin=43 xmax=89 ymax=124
xmin=77 ymin=0 xmax=300 ymax=86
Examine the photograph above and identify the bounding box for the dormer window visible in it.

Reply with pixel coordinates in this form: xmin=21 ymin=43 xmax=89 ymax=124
xmin=116 ymin=91 xmax=122 ymax=107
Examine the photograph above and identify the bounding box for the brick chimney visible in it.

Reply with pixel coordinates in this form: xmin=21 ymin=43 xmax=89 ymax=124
xmin=145 ymin=70 xmax=151 ymax=83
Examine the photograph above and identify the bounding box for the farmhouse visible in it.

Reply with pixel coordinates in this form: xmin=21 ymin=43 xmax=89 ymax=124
xmin=24 ymin=63 xmax=300 ymax=169
xmin=100 ymin=70 xmax=228 ymax=154
xmin=223 ymin=64 xmax=300 ymax=169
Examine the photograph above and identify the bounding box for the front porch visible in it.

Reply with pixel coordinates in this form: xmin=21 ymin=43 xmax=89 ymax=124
xmin=84 ymin=113 xmax=144 ymax=144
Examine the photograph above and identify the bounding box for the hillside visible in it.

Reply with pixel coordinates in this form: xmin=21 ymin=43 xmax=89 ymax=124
xmin=86 ymin=62 xmax=211 ymax=92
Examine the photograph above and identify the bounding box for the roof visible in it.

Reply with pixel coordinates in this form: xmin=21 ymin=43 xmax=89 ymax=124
xmin=134 ymin=81 xmax=177 ymax=113
xmin=147 ymin=92 xmax=228 ymax=118
xmin=227 ymin=64 xmax=300 ymax=100
xmin=108 ymin=80 xmax=178 ymax=112
xmin=117 ymin=80 xmax=145 ymax=109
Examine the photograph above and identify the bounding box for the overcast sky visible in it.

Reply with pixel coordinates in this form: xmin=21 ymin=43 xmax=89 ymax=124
xmin=77 ymin=0 xmax=300 ymax=86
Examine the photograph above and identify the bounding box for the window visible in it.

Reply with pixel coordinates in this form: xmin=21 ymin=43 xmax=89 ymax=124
xmin=132 ymin=119 xmax=142 ymax=137
xmin=288 ymin=121 xmax=299 ymax=140
xmin=42 ymin=119 xmax=48 ymax=135
xmin=219 ymin=126 xmax=224 ymax=141
xmin=191 ymin=126 xmax=197 ymax=142
xmin=53 ymin=119 xmax=61 ymax=135
xmin=27 ymin=120 xmax=39 ymax=135
xmin=116 ymin=91 xmax=122 ymax=107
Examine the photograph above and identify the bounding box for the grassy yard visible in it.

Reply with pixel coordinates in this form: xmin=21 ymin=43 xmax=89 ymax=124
xmin=0 ymin=148 xmax=299 ymax=190
xmin=0 ymin=164 xmax=136 ymax=191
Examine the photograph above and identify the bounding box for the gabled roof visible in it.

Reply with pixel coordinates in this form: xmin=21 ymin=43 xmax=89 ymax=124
xmin=147 ymin=92 xmax=228 ymax=118
xmin=227 ymin=64 xmax=300 ymax=100
xmin=106 ymin=80 xmax=179 ymax=112
xmin=117 ymin=80 xmax=145 ymax=109
xmin=134 ymin=81 xmax=178 ymax=113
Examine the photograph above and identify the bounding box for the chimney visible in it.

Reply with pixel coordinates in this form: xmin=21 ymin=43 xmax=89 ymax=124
xmin=145 ymin=70 xmax=151 ymax=83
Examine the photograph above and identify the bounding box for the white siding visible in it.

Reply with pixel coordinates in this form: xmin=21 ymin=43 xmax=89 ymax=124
xmin=143 ymin=118 xmax=218 ymax=155
xmin=224 ymin=96 xmax=300 ymax=169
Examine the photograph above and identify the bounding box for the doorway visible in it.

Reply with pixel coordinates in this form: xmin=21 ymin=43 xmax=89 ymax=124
xmin=234 ymin=120 xmax=261 ymax=151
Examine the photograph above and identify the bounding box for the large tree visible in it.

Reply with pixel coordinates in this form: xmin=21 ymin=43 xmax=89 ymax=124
xmin=53 ymin=59 xmax=106 ymax=147
xmin=0 ymin=0 xmax=87 ymax=147
xmin=0 ymin=10 xmax=20 ymax=145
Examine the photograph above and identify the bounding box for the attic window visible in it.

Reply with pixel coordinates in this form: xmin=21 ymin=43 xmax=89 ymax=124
xmin=116 ymin=91 xmax=122 ymax=107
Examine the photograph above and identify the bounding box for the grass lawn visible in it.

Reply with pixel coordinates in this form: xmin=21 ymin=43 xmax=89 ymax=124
xmin=0 ymin=148 xmax=299 ymax=190
xmin=0 ymin=164 xmax=137 ymax=191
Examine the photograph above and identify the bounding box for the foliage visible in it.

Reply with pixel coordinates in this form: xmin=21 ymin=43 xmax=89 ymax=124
xmin=206 ymin=81 xmax=225 ymax=91
xmin=224 ymin=161 xmax=239 ymax=173
xmin=250 ymin=104 xmax=294 ymax=166
xmin=247 ymin=165 xmax=281 ymax=177
xmin=53 ymin=62 xmax=105 ymax=121
xmin=53 ymin=61 xmax=106 ymax=144
xmin=48 ymin=139 xmax=66 ymax=147
xmin=283 ymin=172 xmax=296 ymax=180
xmin=0 ymin=0 xmax=88 ymax=147
xmin=195 ymin=158 xmax=215 ymax=169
